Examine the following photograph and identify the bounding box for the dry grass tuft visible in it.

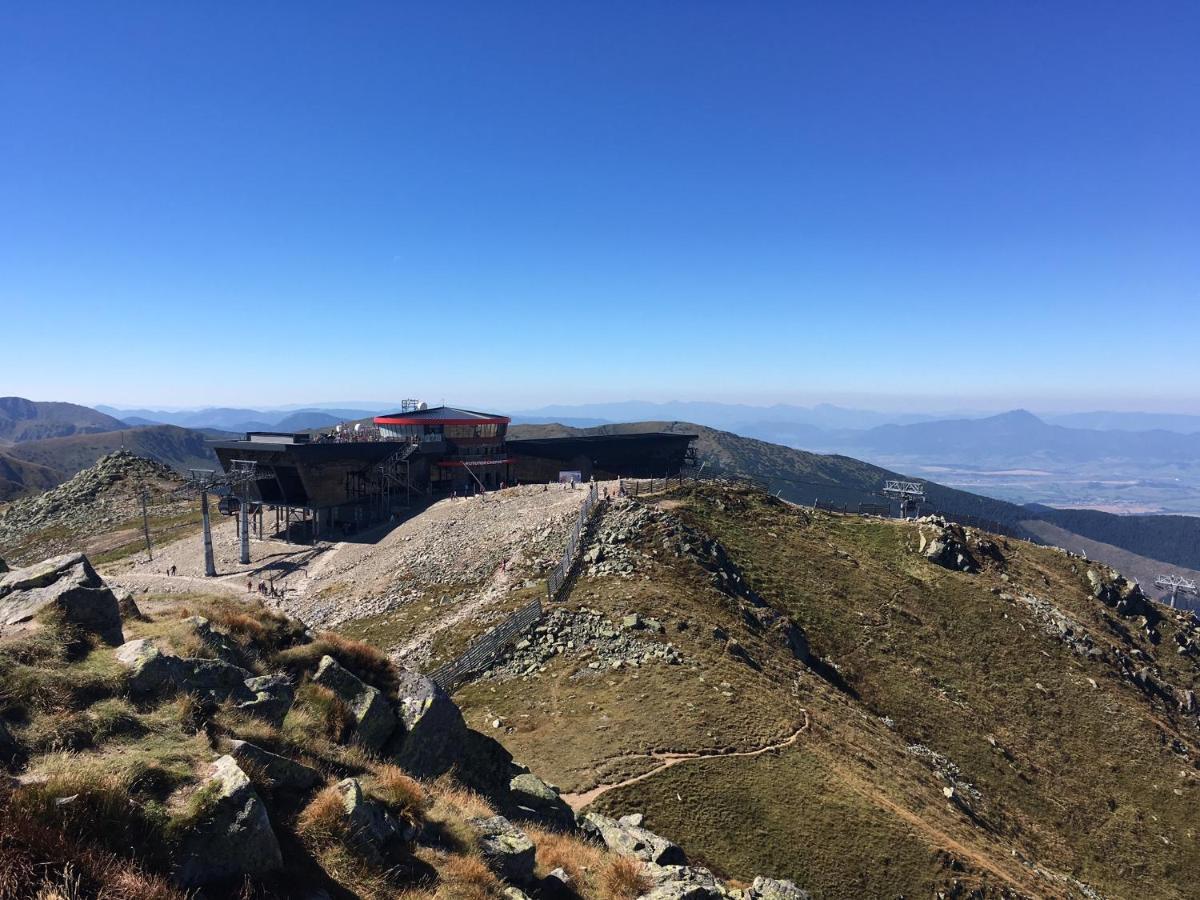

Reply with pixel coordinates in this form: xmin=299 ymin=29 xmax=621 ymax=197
xmin=368 ymin=764 xmax=429 ymax=826
xmin=427 ymin=773 xmax=495 ymax=819
xmin=433 ymin=853 xmax=502 ymax=900
xmin=276 ymin=632 xmax=398 ymax=695
xmin=297 ymin=784 xmax=348 ymax=846
xmin=526 ymin=824 xmax=605 ymax=889
xmin=296 ymin=683 xmax=355 ymax=744
xmin=598 ymin=855 xmax=650 ymax=900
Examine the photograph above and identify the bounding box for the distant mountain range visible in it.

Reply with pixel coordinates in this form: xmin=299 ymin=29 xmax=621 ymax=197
xmin=95 ymin=405 xmax=380 ymax=434
xmin=0 ymin=397 xmax=128 ymax=444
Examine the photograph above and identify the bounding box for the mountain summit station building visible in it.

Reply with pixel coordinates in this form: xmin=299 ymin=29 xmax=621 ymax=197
xmin=210 ymin=405 xmax=695 ymax=541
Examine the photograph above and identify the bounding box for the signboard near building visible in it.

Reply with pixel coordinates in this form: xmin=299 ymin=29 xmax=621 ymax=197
xmin=558 ymin=470 xmax=583 ymax=484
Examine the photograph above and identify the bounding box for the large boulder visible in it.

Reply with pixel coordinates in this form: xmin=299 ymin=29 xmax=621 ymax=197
xmin=228 ymin=739 xmax=321 ymax=792
xmin=389 ymin=668 xmax=468 ymax=778
xmin=334 ymin=777 xmax=414 ymax=865
xmin=116 ymin=638 xmax=271 ymax=706
xmin=312 ymin=656 xmax=396 ymax=752
xmin=918 ymin=523 xmax=977 ymax=573
xmin=469 ymin=815 xmax=536 ymax=884
xmin=173 ymin=755 xmax=282 ymax=887
xmin=1087 ymin=568 xmax=1160 ymax=624
xmin=117 ymin=639 xmax=184 ymax=695
xmin=0 ymin=553 xmax=123 ymax=644
xmin=748 ymin=877 xmax=810 ymax=900
xmin=237 ymin=674 xmax=295 ymax=726
xmin=639 ymin=862 xmax=730 ymax=899
xmin=182 ymin=616 xmax=247 ymax=667
xmin=581 ymin=811 xmax=686 ymax=865
xmin=508 ymin=771 xmax=574 ymax=829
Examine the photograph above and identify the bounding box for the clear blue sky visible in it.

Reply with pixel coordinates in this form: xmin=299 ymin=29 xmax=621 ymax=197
xmin=2 ymin=3 xmax=1197 ymax=412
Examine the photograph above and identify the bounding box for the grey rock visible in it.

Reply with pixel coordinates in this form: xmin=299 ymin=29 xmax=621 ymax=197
xmin=183 ymin=616 xmax=245 ymax=666
xmin=748 ymin=876 xmax=811 ymax=899
xmin=639 ymin=862 xmax=730 ymax=899
xmin=469 ymin=815 xmax=536 ymax=884
xmin=116 ymin=591 xmax=144 ymax=621
xmin=237 ymin=674 xmax=295 ymax=726
xmin=0 ymin=553 xmax=124 ymax=644
xmin=117 ymin=639 xmax=183 ymax=695
xmin=508 ymin=771 xmax=573 ymax=828
xmin=581 ymin=811 xmax=686 ymax=865
xmin=227 ymin=739 xmax=320 ymax=791
xmin=313 ymin=655 xmax=396 ymax=752
xmin=335 ymin=777 xmax=413 ymax=864
xmin=390 ymin=668 xmax=467 ymax=777
xmin=173 ymin=755 xmax=282 ymax=887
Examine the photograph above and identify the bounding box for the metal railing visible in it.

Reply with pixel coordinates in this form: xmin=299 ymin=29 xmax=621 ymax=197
xmin=547 ymin=482 xmax=601 ymax=600
xmin=428 ymin=596 xmax=544 ymax=693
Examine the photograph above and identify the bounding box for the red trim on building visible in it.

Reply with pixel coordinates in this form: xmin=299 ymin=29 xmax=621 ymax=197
xmin=374 ymin=416 xmax=510 ymax=427
xmin=435 ymin=458 xmax=516 ymax=468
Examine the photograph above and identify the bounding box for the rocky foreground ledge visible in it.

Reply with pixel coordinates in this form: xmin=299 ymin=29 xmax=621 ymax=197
xmin=0 ymin=551 xmax=808 ymax=899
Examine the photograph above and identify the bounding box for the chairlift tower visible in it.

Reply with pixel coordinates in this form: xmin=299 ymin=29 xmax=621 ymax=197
xmin=1154 ymin=575 xmax=1198 ymax=608
xmin=882 ymin=480 xmax=926 ymax=518
xmin=180 ymin=461 xmax=269 ymax=576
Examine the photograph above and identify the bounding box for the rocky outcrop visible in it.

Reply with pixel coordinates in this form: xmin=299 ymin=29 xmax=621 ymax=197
xmin=238 ymin=674 xmax=296 ymax=726
xmin=116 ymin=638 xmax=295 ymax=720
xmin=1087 ymin=567 xmax=1160 ymax=624
xmin=918 ymin=521 xmax=978 ymax=573
xmin=508 ymin=771 xmax=574 ymax=828
xmin=390 ymin=668 xmax=468 ymax=777
xmin=0 ymin=553 xmax=124 ymax=644
xmin=748 ymin=876 xmax=811 ymax=899
xmin=228 ymin=739 xmax=320 ymax=792
xmin=182 ymin=615 xmax=247 ymax=667
xmin=313 ymin=655 xmax=397 ymax=752
xmin=335 ymin=777 xmax=416 ymax=865
xmin=469 ymin=815 xmax=536 ymax=884
xmin=581 ymin=811 xmax=687 ymax=865
xmin=173 ymin=755 xmax=282 ymax=887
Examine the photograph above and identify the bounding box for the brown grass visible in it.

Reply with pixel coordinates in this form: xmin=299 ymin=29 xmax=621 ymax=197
xmin=598 ymin=855 xmax=650 ymax=900
xmin=297 ymin=683 xmax=355 ymax=744
xmin=527 ymin=823 xmax=605 ymax=889
xmin=275 ymin=632 xmax=398 ymax=695
xmin=297 ymin=784 xmax=348 ymax=846
xmin=368 ymin=764 xmax=429 ymax=827
xmin=432 ymin=853 xmax=501 ymax=900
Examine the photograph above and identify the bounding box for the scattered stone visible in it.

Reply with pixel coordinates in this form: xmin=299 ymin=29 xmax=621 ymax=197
xmin=173 ymin=755 xmax=282 ymax=887
xmin=469 ymin=815 xmax=536 ymax=883
xmin=227 ymin=739 xmax=320 ymax=792
xmin=313 ymin=655 xmax=396 ymax=752
xmin=116 ymin=591 xmax=144 ymax=621
xmin=0 ymin=552 xmax=124 ymax=644
xmin=639 ymin=862 xmax=728 ymax=899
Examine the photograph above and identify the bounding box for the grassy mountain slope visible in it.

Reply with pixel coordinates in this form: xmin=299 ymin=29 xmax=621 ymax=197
xmin=0 ymin=397 xmax=127 ymax=445
xmin=437 ymin=484 xmax=1200 ymax=898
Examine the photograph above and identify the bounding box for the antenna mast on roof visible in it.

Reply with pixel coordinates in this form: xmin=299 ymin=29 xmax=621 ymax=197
xmin=401 ymin=399 xmax=420 ymax=413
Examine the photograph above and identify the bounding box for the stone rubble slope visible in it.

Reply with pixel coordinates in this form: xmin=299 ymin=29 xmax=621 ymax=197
xmin=276 ymin=483 xmax=595 ymax=627
xmin=0 ymin=450 xmax=185 ymax=563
